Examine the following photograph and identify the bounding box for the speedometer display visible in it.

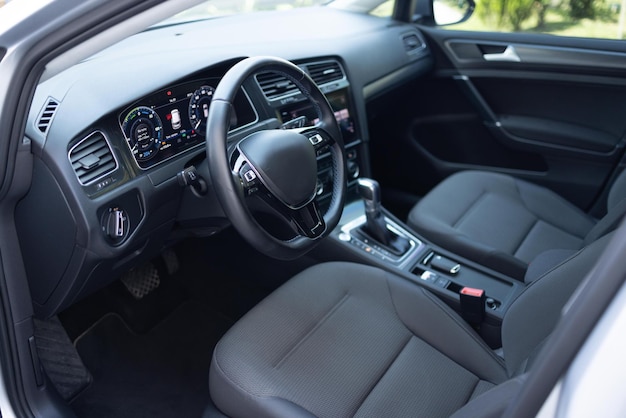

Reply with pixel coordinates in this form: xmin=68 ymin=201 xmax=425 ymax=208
xmin=188 ymin=85 xmax=215 ymax=136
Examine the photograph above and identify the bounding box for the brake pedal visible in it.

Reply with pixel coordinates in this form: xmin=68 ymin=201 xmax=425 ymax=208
xmin=161 ymin=248 xmax=179 ymax=275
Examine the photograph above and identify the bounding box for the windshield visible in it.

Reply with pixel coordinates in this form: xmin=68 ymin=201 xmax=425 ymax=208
xmin=156 ymin=0 xmax=392 ymax=27
xmin=0 ymin=0 xmax=393 ymax=26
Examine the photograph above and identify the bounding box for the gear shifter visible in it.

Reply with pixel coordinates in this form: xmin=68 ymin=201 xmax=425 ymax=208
xmin=358 ymin=178 xmax=382 ymax=217
xmin=357 ymin=178 xmax=410 ymax=255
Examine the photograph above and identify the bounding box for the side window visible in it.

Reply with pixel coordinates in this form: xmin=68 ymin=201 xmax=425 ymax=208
xmin=435 ymin=0 xmax=626 ymax=40
xmin=370 ymin=0 xmax=395 ymax=17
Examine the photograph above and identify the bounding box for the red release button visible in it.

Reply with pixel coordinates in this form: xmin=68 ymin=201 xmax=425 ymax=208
xmin=461 ymin=287 xmax=485 ymax=297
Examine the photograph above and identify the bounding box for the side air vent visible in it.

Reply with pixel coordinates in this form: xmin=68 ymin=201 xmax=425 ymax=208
xmin=256 ymin=72 xmax=299 ymax=100
xmin=305 ymin=61 xmax=344 ymax=85
xmin=402 ymin=33 xmax=425 ymax=54
xmin=37 ymin=98 xmax=60 ymax=134
xmin=68 ymin=131 xmax=118 ymax=185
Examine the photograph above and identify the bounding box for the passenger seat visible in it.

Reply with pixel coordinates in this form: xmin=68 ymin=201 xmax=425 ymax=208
xmin=407 ymin=170 xmax=626 ymax=280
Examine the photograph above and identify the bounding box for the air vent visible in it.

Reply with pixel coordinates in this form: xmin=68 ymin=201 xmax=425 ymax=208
xmin=402 ymin=33 xmax=425 ymax=54
xmin=68 ymin=131 xmax=118 ymax=185
xmin=256 ymin=60 xmax=346 ymax=100
xmin=256 ymin=72 xmax=299 ymax=100
xmin=305 ymin=61 xmax=344 ymax=85
xmin=37 ymin=98 xmax=59 ymax=134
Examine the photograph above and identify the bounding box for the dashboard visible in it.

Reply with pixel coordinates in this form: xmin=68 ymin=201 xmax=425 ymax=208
xmin=20 ymin=7 xmax=433 ymax=317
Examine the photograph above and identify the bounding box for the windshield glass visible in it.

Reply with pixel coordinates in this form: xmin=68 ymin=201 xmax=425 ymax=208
xmin=0 ymin=0 xmax=393 ymax=25
xmin=156 ymin=0 xmax=391 ymax=27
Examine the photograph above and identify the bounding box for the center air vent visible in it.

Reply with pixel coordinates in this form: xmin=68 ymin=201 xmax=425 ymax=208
xmin=304 ymin=61 xmax=345 ymax=85
xmin=68 ymin=131 xmax=118 ymax=185
xmin=256 ymin=72 xmax=299 ymax=100
xmin=37 ymin=98 xmax=60 ymax=134
xmin=256 ymin=59 xmax=346 ymax=101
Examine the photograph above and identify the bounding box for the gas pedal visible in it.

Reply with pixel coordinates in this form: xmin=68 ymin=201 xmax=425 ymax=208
xmin=120 ymin=262 xmax=160 ymax=299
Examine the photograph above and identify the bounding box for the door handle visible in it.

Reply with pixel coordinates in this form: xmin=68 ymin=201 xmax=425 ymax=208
xmin=483 ymin=46 xmax=521 ymax=62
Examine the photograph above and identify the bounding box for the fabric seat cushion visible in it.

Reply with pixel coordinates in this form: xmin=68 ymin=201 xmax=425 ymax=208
xmin=407 ymin=171 xmax=596 ymax=279
xmin=209 ymin=234 xmax=613 ymax=418
xmin=210 ymin=262 xmax=507 ymax=418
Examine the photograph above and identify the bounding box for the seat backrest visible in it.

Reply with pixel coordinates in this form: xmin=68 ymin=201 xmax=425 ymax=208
xmin=608 ymin=169 xmax=626 ymax=210
xmin=584 ymin=170 xmax=626 ymax=245
xmin=501 ymin=232 xmax=611 ymax=376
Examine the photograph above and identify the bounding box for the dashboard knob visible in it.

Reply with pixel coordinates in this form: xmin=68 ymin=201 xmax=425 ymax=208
xmin=103 ymin=207 xmax=129 ymax=243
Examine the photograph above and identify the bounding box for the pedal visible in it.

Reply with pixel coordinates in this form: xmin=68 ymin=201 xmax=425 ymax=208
xmin=120 ymin=262 xmax=160 ymax=299
xmin=161 ymin=248 xmax=179 ymax=276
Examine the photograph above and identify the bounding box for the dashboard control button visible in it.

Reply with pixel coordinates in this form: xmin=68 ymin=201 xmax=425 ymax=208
xmin=103 ymin=207 xmax=129 ymax=244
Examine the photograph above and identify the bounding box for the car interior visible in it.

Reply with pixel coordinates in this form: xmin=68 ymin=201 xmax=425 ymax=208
xmin=3 ymin=0 xmax=626 ymax=416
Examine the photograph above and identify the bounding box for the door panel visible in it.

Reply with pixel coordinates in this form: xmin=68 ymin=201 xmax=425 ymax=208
xmin=446 ymin=41 xmax=626 ymax=70
xmin=371 ymin=28 xmax=626 ymax=212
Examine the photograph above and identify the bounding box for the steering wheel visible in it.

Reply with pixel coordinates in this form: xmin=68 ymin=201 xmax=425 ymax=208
xmin=206 ymin=56 xmax=346 ymax=260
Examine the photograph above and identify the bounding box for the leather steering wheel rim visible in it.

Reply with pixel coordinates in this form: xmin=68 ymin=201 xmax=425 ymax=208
xmin=206 ymin=56 xmax=346 ymax=260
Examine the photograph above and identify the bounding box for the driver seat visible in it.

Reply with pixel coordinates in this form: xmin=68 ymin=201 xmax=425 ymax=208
xmin=209 ymin=232 xmax=611 ymax=417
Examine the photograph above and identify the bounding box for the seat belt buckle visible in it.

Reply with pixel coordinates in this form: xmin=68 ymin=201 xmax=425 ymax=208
xmin=460 ymin=287 xmax=486 ymax=324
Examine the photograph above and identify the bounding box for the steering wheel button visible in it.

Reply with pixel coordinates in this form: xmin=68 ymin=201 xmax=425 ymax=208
xmin=243 ymin=170 xmax=257 ymax=182
xmin=309 ymin=134 xmax=323 ymax=145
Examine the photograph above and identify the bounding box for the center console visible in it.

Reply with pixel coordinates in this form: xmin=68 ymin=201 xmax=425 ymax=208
xmin=317 ymin=178 xmax=525 ymax=348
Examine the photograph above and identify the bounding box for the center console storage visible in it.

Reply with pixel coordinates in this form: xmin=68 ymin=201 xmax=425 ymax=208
xmin=413 ymin=252 xmax=512 ymax=311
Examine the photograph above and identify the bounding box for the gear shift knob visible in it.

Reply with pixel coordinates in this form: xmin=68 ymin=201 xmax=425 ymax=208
xmin=357 ymin=177 xmax=410 ymax=255
xmin=357 ymin=178 xmax=382 ymax=215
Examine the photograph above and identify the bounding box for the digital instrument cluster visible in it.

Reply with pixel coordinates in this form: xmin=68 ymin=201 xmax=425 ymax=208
xmin=119 ymin=79 xmax=256 ymax=169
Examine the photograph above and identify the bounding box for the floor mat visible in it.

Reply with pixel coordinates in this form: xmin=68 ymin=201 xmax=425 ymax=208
xmin=34 ymin=316 xmax=92 ymax=401
xmin=70 ymin=301 xmax=232 ymax=418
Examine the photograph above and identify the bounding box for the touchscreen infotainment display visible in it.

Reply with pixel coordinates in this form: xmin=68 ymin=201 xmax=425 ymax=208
xmin=279 ymin=89 xmax=357 ymax=143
